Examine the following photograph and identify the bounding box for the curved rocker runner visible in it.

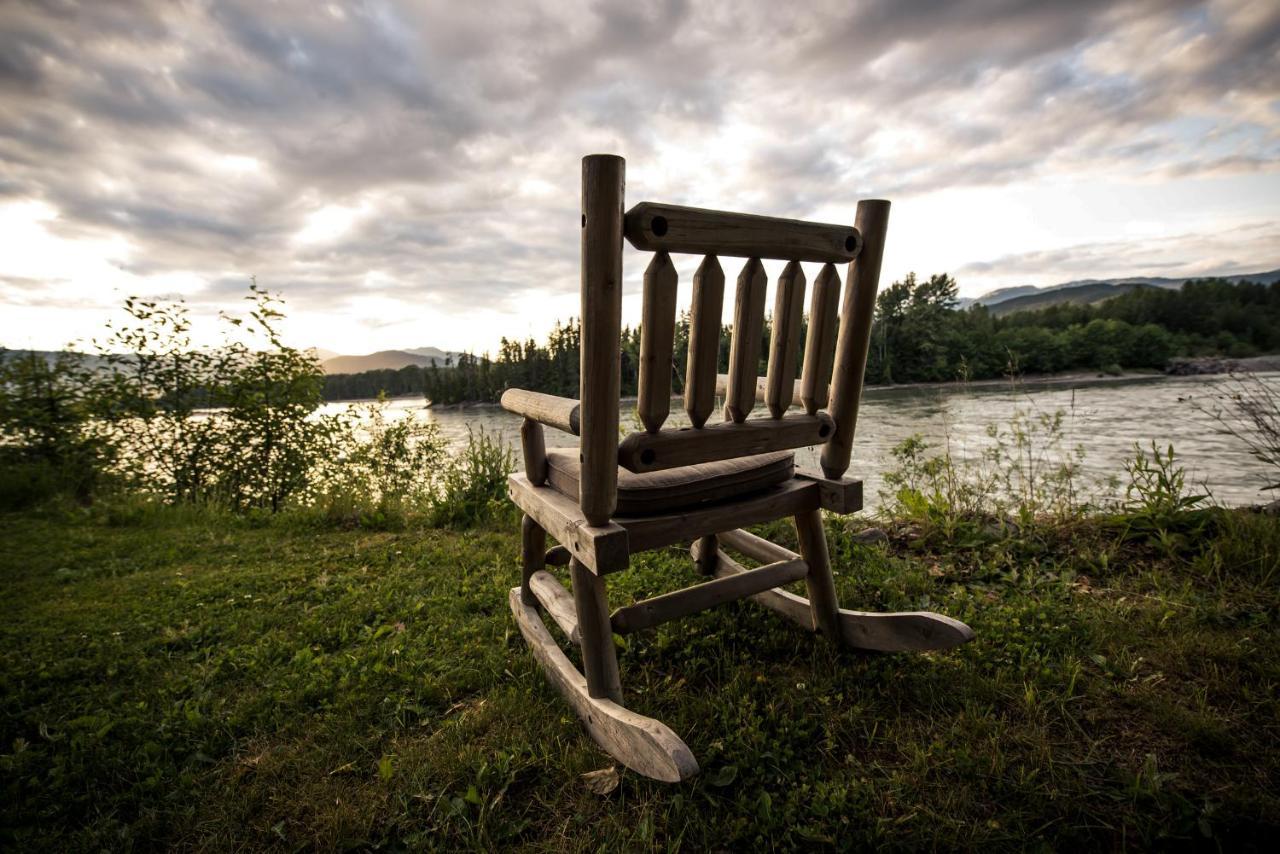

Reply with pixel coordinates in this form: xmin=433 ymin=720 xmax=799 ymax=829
xmin=502 ymin=154 xmax=975 ymax=782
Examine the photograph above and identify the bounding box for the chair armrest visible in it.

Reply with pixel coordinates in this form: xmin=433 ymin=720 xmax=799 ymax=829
xmin=500 ymin=388 xmax=581 ymax=436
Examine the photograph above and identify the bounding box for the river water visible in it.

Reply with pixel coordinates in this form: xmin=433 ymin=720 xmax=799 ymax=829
xmin=320 ymin=372 xmax=1279 ymax=511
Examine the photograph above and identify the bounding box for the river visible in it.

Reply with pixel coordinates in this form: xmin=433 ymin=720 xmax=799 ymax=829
xmin=320 ymin=372 xmax=1279 ymax=511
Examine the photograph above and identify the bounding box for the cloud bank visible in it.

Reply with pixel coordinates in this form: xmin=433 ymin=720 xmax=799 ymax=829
xmin=1 ymin=0 xmax=1277 ymax=351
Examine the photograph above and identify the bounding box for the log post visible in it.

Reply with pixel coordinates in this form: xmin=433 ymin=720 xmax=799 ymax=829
xmin=520 ymin=417 xmax=547 ymax=485
xmin=570 ymin=557 xmax=623 ymax=702
xmin=521 ymin=514 xmax=547 ymax=606
xmin=795 ymin=508 xmax=841 ymax=639
xmin=821 ymin=200 xmax=890 ymax=479
xmin=579 ymin=154 xmax=626 ymax=525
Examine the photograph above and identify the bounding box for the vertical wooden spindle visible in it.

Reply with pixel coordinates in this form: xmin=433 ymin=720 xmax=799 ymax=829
xmin=800 ymin=263 xmax=840 ymax=415
xmin=765 ymin=260 xmax=807 ymax=419
xmin=579 ymin=154 xmax=625 ymax=525
xmin=571 ymin=558 xmax=622 ymax=702
xmin=520 ymin=515 xmax=546 ymax=606
xmin=638 ymin=251 xmax=677 ymax=433
xmin=821 ymin=200 xmax=890 ymax=479
xmin=684 ymin=255 xmax=724 ymax=429
xmin=724 ymin=257 xmax=767 ymax=423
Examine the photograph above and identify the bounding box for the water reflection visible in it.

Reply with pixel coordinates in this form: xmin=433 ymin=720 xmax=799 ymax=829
xmin=319 ymin=372 xmax=1279 ymax=510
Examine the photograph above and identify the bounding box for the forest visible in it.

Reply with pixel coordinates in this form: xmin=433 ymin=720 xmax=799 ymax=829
xmin=320 ymin=275 xmax=1280 ymax=404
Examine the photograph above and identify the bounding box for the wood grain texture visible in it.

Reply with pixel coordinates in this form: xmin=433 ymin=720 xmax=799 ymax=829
xmin=508 ymin=474 xmax=630 ymax=576
xmin=501 ymin=389 xmax=580 ymax=435
xmin=638 ymin=251 xmax=678 ymax=433
xmin=570 ymin=558 xmax=622 ymax=702
xmin=610 ymin=557 xmax=807 ymax=635
xmin=509 ymin=588 xmax=699 ymax=781
xmin=528 ymin=569 xmax=581 ymax=645
xmin=795 ymin=507 xmax=841 ymax=639
xmin=624 ymin=202 xmax=862 ymax=263
xmin=794 ymin=468 xmax=863 ymax=514
xmin=724 ymin=258 xmax=767 ymax=423
xmin=520 ymin=514 xmax=546 ymax=606
xmin=520 ymin=417 xmax=547 ymax=485
xmin=700 ymin=533 xmax=976 ymax=652
xmin=801 ymin=263 xmax=841 ymax=415
xmin=579 ymin=154 xmax=626 ymax=525
xmin=616 ymin=479 xmax=821 ymax=554
xmin=617 ymin=412 xmax=832 ymax=473
xmin=684 ymin=255 xmax=725 ymax=429
xmin=765 ymin=260 xmax=807 ymax=418
xmin=822 ymin=200 xmax=890 ymax=479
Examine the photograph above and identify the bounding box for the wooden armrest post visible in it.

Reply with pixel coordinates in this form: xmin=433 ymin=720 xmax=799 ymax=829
xmin=520 ymin=417 xmax=547 ymax=485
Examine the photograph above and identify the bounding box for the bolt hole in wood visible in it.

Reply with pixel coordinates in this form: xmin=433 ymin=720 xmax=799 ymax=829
xmin=650 ymin=215 xmax=668 ymax=236
xmin=819 ymin=424 xmax=831 ymax=438
xmin=844 ymin=234 xmax=856 ymax=252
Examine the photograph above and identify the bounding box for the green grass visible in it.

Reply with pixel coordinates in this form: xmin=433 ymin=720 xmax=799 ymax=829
xmin=1 ymin=504 xmax=1277 ymax=850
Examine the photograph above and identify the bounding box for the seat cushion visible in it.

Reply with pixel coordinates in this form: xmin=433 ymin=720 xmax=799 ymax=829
xmin=544 ymin=448 xmax=795 ymax=516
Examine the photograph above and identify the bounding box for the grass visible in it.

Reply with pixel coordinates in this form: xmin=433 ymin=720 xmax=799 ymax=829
xmin=1 ymin=502 xmax=1278 ymax=850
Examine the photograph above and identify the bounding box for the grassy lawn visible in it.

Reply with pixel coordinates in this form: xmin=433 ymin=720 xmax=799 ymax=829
xmin=1 ymin=504 xmax=1277 ymax=850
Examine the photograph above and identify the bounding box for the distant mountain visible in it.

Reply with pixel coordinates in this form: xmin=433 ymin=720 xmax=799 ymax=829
xmin=957 ymin=268 xmax=1280 ymax=314
xmin=321 ymin=350 xmax=452 ymax=374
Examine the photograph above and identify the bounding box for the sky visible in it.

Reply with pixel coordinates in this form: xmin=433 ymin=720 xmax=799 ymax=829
xmin=1 ymin=0 xmax=1278 ymax=355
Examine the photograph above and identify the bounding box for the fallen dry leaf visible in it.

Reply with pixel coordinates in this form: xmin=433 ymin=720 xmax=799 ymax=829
xmin=581 ymin=766 xmax=619 ymax=795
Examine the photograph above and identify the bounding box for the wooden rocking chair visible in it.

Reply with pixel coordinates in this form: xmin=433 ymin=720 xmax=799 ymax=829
xmin=502 ymin=154 xmax=974 ymax=782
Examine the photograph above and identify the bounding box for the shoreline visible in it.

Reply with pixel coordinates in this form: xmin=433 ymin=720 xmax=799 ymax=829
xmin=325 ymin=355 xmax=1280 ymax=409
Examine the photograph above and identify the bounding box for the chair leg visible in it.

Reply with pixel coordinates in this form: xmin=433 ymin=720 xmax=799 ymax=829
xmin=794 ymin=508 xmax=842 ymax=640
xmin=520 ymin=514 xmax=546 ymax=606
xmin=570 ymin=557 xmax=623 ymax=703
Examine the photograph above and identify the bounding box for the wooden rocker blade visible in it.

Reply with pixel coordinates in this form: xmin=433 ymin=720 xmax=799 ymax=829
xmin=508 ymin=588 xmax=699 ymax=782
xmin=697 ymin=537 xmax=976 ymax=653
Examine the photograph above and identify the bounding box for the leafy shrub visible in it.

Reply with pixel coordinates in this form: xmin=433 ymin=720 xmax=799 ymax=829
xmin=430 ymin=427 xmax=515 ymax=528
xmin=0 ymin=349 xmax=115 ymax=507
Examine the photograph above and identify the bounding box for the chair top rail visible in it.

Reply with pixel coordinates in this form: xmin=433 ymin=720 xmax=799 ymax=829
xmin=624 ymin=202 xmax=862 ymax=263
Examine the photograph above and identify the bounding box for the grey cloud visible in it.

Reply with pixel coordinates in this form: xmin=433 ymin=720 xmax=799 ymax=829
xmin=0 ymin=0 xmax=1277 ymax=346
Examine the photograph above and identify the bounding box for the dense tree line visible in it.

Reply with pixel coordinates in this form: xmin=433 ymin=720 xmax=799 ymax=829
xmin=321 ymin=276 xmax=1280 ymax=404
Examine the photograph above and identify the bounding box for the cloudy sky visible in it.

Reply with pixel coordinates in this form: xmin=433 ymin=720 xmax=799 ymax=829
xmin=2 ymin=0 xmax=1278 ymax=355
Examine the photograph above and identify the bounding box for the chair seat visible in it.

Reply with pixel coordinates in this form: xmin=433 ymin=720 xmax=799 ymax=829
xmin=544 ymin=448 xmax=795 ymax=516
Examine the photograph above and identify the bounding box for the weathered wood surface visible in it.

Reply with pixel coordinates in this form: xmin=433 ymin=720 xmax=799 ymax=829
xmin=624 ymin=202 xmax=862 ymax=263
xmin=684 ymin=255 xmax=725 ymax=429
xmin=579 ymin=154 xmax=626 ymax=525
xmin=765 ymin=261 xmax=807 ymax=419
xmin=724 ymin=258 xmax=767 ymax=423
xmin=520 ymin=514 xmax=546 ymax=606
xmin=795 ymin=468 xmax=863 ymax=513
xmin=702 ymin=533 xmax=976 ymax=652
xmin=617 ymin=413 xmax=833 ymax=473
xmin=822 ymin=199 xmax=890 ymax=479
xmin=509 ymin=588 xmax=699 ymax=782
xmin=694 ymin=534 xmax=719 ymax=575
xmin=571 ymin=558 xmax=622 ymax=702
xmin=508 ymin=474 xmax=630 ymax=575
xmin=795 ymin=507 xmax=841 ymax=639
xmin=616 ymin=479 xmax=820 ymax=554
xmin=638 ymin=251 xmax=678 ymax=433
xmin=501 ymin=389 xmax=580 ymax=435
xmin=610 ymin=558 xmax=808 ymax=635
xmin=520 ymin=417 xmax=547 ymax=485
xmin=529 ymin=569 xmax=581 ymax=644
xmin=801 ymin=264 xmax=840 ymax=415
